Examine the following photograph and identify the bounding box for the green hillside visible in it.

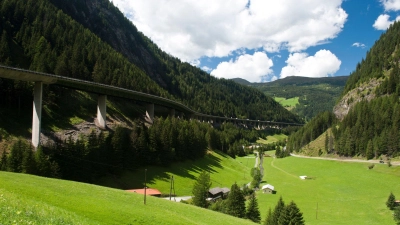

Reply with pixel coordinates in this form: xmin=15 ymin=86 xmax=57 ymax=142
xmin=250 ymin=76 xmax=348 ymax=120
xmin=0 ymin=0 xmax=301 ymax=123
xmin=287 ymin=22 xmax=400 ymax=158
xmin=97 ymin=151 xmax=253 ymax=195
xmin=0 ymin=171 xmax=255 ymax=225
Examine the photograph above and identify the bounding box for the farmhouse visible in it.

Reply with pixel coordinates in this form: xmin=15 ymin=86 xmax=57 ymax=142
xmin=126 ymin=188 xmax=162 ymax=197
xmin=262 ymin=184 xmax=275 ymax=194
xmin=207 ymin=187 xmax=230 ymax=201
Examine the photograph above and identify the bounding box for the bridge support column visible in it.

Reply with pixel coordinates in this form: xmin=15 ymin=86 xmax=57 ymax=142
xmin=146 ymin=103 xmax=154 ymax=123
xmin=169 ymin=108 xmax=175 ymax=117
xmin=97 ymin=95 xmax=107 ymax=129
xmin=32 ymin=82 xmax=43 ymax=149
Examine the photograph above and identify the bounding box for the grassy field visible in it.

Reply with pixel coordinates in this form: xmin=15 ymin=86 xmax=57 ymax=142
xmin=98 ymin=151 xmax=255 ymax=196
xmin=274 ymin=97 xmax=299 ymax=109
xmin=237 ymin=154 xmax=400 ymax=224
xmin=0 ymin=171 xmax=255 ymax=225
xmin=256 ymin=133 xmax=287 ymax=145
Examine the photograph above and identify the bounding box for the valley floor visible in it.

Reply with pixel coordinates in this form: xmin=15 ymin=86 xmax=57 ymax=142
xmin=290 ymin=153 xmax=400 ymax=166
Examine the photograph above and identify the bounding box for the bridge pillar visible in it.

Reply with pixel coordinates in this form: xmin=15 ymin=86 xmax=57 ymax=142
xmin=97 ymin=95 xmax=107 ymax=129
xmin=169 ymin=108 xmax=175 ymax=117
xmin=32 ymin=82 xmax=43 ymax=149
xmin=146 ymin=103 xmax=154 ymax=123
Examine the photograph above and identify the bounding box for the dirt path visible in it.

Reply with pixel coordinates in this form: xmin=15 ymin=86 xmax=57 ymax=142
xmin=270 ymin=157 xmax=298 ymax=179
xmin=290 ymin=153 xmax=400 ymax=166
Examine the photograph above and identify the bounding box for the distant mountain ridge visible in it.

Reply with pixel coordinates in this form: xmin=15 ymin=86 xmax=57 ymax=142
xmin=253 ymin=76 xmax=348 ymax=87
xmin=235 ymin=76 xmax=348 ymax=120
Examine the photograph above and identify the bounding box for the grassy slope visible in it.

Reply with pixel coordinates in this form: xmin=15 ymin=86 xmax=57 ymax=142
xmin=98 ymin=151 xmax=254 ymax=195
xmin=256 ymin=134 xmax=287 ymax=145
xmin=273 ymin=97 xmax=299 ymax=110
xmin=246 ymin=154 xmax=400 ymax=224
xmin=0 ymin=171 xmax=255 ymax=225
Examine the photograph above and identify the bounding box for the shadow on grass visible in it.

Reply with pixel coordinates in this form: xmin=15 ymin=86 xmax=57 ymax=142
xmin=100 ymin=151 xmax=227 ymax=190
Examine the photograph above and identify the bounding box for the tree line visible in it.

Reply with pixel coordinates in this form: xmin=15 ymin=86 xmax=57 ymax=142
xmin=0 ymin=118 xmax=277 ymax=183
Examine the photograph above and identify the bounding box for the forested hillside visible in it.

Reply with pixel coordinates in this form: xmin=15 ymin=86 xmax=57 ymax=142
xmin=288 ymin=22 xmax=400 ymax=158
xmin=0 ymin=0 xmax=301 ymax=122
xmin=250 ymin=76 xmax=348 ymax=120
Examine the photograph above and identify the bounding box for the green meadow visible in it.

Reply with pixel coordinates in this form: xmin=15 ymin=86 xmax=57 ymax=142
xmin=1 ymin=151 xmax=399 ymax=224
xmin=98 ymin=151 xmax=255 ymax=195
xmin=256 ymin=133 xmax=287 ymax=145
xmin=274 ymin=97 xmax=299 ymax=109
xmin=237 ymin=154 xmax=400 ymax=224
xmin=0 ymin=171 xmax=254 ymax=225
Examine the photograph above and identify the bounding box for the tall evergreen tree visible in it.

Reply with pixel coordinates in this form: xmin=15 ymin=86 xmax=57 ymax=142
xmin=387 ymin=192 xmax=396 ymax=210
xmin=284 ymin=201 xmax=305 ymax=225
xmin=264 ymin=208 xmax=273 ymax=225
xmin=0 ymin=150 xmax=8 ymax=171
xmin=271 ymin=196 xmax=285 ymax=224
xmin=394 ymin=206 xmax=400 ymax=225
xmin=191 ymin=171 xmax=212 ymax=208
xmin=226 ymin=182 xmax=246 ymax=218
xmin=246 ymin=192 xmax=261 ymax=223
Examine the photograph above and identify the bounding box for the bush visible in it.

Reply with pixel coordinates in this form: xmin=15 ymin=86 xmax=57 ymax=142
xmin=368 ymin=164 xmax=375 ymax=169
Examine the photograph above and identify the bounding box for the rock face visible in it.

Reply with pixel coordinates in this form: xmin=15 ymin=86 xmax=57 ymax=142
xmin=333 ymin=78 xmax=381 ymax=120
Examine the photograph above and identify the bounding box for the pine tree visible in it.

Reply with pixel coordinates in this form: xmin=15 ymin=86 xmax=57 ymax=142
xmin=285 ymin=201 xmax=305 ymax=225
xmin=7 ymin=139 xmax=25 ymax=172
xmin=387 ymin=192 xmax=396 ymax=210
xmin=264 ymin=208 xmax=273 ymax=225
xmin=22 ymin=146 xmax=37 ymax=175
xmin=394 ymin=206 xmax=400 ymax=225
xmin=366 ymin=140 xmax=374 ymax=160
xmin=246 ymin=192 xmax=261 ymax=223
xmin=226 ymin=183 xmax=246 ymax=218
xmin=191 ymin=171 xmax=212 ymax=208
xmin=271 ymin=196 xmax=285 ymax=224
xmin=0 ymin=150 xmax=8 ymax=171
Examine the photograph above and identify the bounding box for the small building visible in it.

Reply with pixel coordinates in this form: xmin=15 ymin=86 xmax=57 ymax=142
xmin=126 ymin=188 xmax=162 ymax=197
xmin=299 ymin=176 xmax=307 ymax=180
xmin=262 ymin=184 xmax=275 ymax=194
xmin=395 ymin=200 xmax=400 ymax=207
xmin=208 ymin=187 xmax=230 ymax=201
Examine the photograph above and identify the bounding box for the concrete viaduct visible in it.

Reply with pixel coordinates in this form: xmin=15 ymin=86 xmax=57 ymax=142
xmin=0 ymin=65 xmax=304 ymax=148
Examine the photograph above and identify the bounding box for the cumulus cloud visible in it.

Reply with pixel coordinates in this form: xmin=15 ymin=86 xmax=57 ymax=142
xmin=201 ymin=66 xmax=212 ymax=72
xmin=210 ymin=52 xmax=273 ymax=83
xmin=380 ymin=0 xmax=400 ymax=11
xmin=280 ymin=50 xmax=341 ymax=79
xmin=352 ymin=42 xmax=366 ymax=48
xmin=113 ymin=0 xmax=347 ymax=62
xmin=373 ymin=14 xmax=400 ymax=30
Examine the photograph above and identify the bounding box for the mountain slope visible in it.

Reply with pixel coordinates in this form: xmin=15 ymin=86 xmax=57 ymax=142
xmin=250 ymin=76 xmax=348 ymax=120
xmin=287 ymin=22 xmax=400 ymax=158
xmin=45 ymin=0 xmax=300 ymax=122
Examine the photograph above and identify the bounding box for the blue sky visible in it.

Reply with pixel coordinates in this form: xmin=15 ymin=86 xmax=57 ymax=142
xmin=113 ymin=0 xmax=400 ymax=82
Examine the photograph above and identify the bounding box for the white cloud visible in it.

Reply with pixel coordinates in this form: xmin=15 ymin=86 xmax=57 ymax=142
xmin=352 ymin=42 xmax=366 ymax=48
xmin=373 ymin=14 xmax=400 ymax=30
xmin=201 ymin=66 xmax=212 ymax=72
xmin=380 ymin=0 xmax=400 ymax=11
xmin=280 ymin=50 xmax=341 ymax=79
xmin=113 ymin=0 xmax=347 ymax=62
xmin=210 ymin=52 xmax=273 ymax=83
